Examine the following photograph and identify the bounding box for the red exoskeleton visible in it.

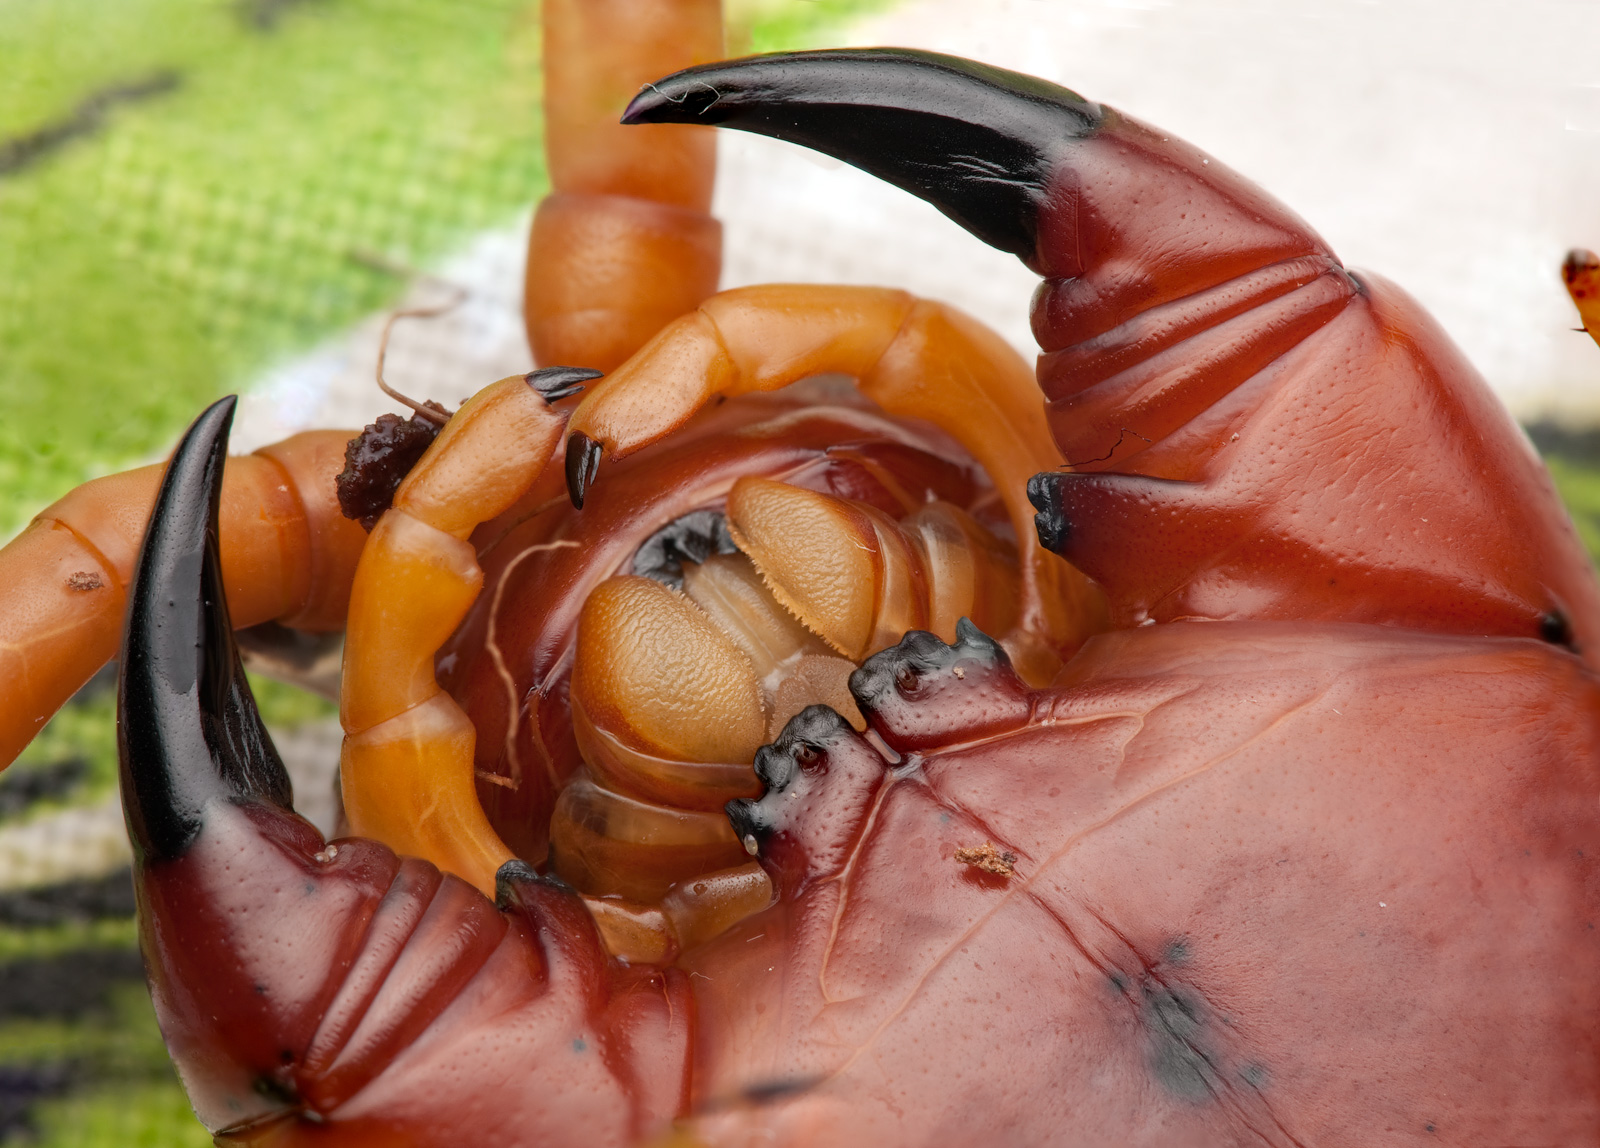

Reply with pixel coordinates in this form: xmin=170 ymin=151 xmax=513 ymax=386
xmin=4 ymin=6 xmax=1599 ymax=1144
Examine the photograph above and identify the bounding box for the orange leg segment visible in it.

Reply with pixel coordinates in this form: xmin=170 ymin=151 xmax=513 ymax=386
xmin=0 ymin=429 xmax=364 ymax=770
xmin=527 ymin=0 xmax=725 ymax=372
xmin=339 ymin=374 xmax=574 ymax=896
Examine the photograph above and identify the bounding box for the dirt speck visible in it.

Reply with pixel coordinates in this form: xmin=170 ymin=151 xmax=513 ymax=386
xmin=954 ymin=842 xmax=1016 ymax=877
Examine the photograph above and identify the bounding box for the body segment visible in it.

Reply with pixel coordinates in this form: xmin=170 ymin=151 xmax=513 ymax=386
xmin=92 ymin=36 xmax=1600 ymax=1148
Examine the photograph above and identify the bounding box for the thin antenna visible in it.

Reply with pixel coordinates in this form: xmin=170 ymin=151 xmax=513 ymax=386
xmin=375 ymin=283 xmax=469 ymax=425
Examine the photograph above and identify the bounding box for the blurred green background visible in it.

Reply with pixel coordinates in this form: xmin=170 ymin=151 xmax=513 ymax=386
xmin=0 ymin=0 xmax=891 ymax=540
xmin=0 ymin=1 xmax=889 ymax=1142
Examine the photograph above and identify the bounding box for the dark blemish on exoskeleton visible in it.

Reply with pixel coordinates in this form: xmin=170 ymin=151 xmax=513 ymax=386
xmin=694 ymin=1075 xmax=826 ymax=1114
xmin=252 ymin=1075 xmax=297 ymax=1105
xmin=1238 ymin=1062 xmax=1268 ymax=1090
xmin=740 ymin=1076 xmax=823 ymax=1105
xmin=1144 ymin=983 xmax=1214 ymax=1102
xmin=1540 ymin=610 xmax=1577 ymax=651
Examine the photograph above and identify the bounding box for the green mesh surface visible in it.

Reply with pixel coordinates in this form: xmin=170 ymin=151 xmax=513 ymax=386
xmin=0 ymin=2 xmax=893 ymax=1143
xmin=0 ymin=0 xmax=895 ymax=539
xmin=0 ymin=0 xmax=546 ymax=537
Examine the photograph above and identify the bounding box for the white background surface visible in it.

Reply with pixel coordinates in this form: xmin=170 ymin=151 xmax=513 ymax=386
xmin=237 ymin=0 xmax=1600 ymax=450
xmin=842 ymin=0 xmax=1600 ymax=422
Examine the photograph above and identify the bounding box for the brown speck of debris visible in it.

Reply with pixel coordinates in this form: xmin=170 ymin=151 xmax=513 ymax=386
xmin=954 ymin=842 xmax=1017 ymax=877
xmin=336 ymin=411 xmax=445 ymax=531
xmin=66 ymin=571 xmax=104 ymax=592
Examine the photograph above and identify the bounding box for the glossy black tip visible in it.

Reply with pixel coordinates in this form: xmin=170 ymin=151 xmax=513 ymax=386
xmin=1026 ymin=471 xmax=1070 ymax=553
xmin=1540 ymin=609 xmax=1578 ymax=651
xmin=623 ymin=48 xmax=1101 ymax=261
xmin=494 ymin=859 xmax=572 ymax=910
xmin=118 ymin=397 xmax=293 ymax=864
xmin=565 ymin=431 xmax=603 ymax=509
xmin=527 ymin=365 xmax=603 ymax=405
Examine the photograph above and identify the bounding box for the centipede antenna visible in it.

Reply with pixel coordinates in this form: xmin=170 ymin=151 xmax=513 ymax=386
xmin=375 ymin=283 xmax=469 ymax=425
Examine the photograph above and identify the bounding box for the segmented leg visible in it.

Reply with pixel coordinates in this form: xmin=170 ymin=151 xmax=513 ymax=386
xmin=526 ymin=0 xmax=724 ymax=371
xmin=121 ymin=399 xmax=689 ymax=1144
xmin=339 ymin=370 xmax=593 ymax=897
xmin=564 ymin=283 xmax=1107 ymax=670
xmin=0 ymin=429 xmax=364 ymax=770
xmin=1 ymin=0 xmax=727 ymax=775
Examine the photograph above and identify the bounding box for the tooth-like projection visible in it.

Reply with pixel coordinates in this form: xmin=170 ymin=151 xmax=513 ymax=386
xmin=726 ymin=705 xmax=890 ymax=896
xmin=572 ymin=574 xmax=768 ymax=766
xmin=725 ymin=476 xmax=925 ymax=661
xmin=849 ymin=619 xmax=1033 ymax=752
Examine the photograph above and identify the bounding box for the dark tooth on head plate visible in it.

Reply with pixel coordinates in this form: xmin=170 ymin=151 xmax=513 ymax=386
xmin=726 ymin=704 xmax=889 ymax=892
xmin=849 ymin=618 xmax=1011 ymax=713
xmin=848 ymin=620 xmax=1031 ymax=753
xmin=727 ymin=705 xmax=856 ymax=845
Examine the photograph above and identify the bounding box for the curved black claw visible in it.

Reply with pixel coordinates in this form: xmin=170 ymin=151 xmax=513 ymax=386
xmin=526 ymin=365 xmax=603 ymax=405
xmin=623 ymin=48 xmax=1101 ymax=261
xmin=565 ymin=430 xmax=603 ymax=509
xmin=118 ymin=396 xmax=293 ymax=864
